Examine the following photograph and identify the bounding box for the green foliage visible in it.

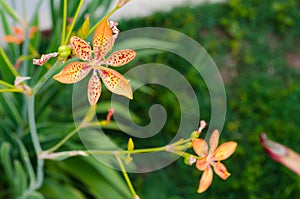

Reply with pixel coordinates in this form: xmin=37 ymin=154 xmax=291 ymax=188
xmin=1 ymin=0 xmax=300 ymax=198
xmin=119 ymin=1 xmax=300 ymax=198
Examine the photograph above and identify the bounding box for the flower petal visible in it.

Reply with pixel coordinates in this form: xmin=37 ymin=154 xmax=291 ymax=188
xmin=212 ymin=162 xmax=231 ymax=180
xmin=197 ymin=166 xmax=213 ymax=193
xmin=3 ymin=35 xmax=22 ymax=44
xmin=106 ymin=49 xmax=136 ymax=67
xmin=213 ymin=141 xmax=237 ymax=161
xmin=98 ymin=66 xmax=133 ymax=99
xmin=53 ymin=62 xmax=91 ymax=84
xmin=13 ymin=26 xmax=23 ymax=35
xmin=192 ymin=139 xmax=208 ymax=157
xmin=87 ymin=70 xmax=101 ymax=105
xmin=209 ymin=129 xmax=220 ymax=154
xmin=14 ymin=76 xmax=31 ymax=86
xmin=70 ymin=36 xmax=92 ymax=61
xmin=93 ymin=17 xmax=113 ymax=61
xmin=196 ymin=158 xmax=209 ymax=171
xmin=260 ymin=133 xmax=300 ymax=176
xmin=29 ymin=26 xmax=38 ymax=38
xmin=33 ymin=52 xmax=58 ymax=66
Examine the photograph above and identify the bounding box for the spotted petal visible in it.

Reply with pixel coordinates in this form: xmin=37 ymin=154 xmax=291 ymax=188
xmin=212 ymin=162 xmax=231 ymax=180
xmin=53 ymin=62 xmax=91 ymax=84
xmin=98 ymin=66 xmax=133 ymax=99
xmin=106 ymin=50 xmax=136 ymax=67
xmin=197 ymin=166 xmax=213 ymax=193
xmin=93 ymin=17 xmax=113 ymax=61
xmin=192 ymin=139 xmax=208 ymax=157
xmin=70 ymin=36 xmax=92 ymax=61
xmin=209 ymin=130 xmax=220 ymax=154
xmin=88 ymin=70 xmax=101 ymax=105
xmin=213 ymin=141 xmax=237 ymax=161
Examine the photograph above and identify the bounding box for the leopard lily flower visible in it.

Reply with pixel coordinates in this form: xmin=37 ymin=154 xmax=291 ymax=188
xmin=3 ymin=26 xmax=38 ymax=44
xmin=53 ymin=17 xmax=136 ymax=105
xmin=192 ymin=130 xmax=237 ymax=193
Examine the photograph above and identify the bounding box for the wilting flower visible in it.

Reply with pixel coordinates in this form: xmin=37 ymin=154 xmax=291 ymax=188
xmin=14 ymin=76 xmax=32 ymax=95
xmin=33 ymin=52 xmax=58 ymax=66
xmin=53 ymin=17 xmax=136 ymax=105
xmin=3 ymin=26 xmax=38 ymax=44
xmin=117 ymin=0 xmax=131 ymax=8
xmin=192 ymin=130 xmax=237 ymax=193
xmin=260 ymin=133 xmax=300 ymax=176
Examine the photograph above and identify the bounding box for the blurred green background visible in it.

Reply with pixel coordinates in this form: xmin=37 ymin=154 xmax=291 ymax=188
xmin=1 ymin=0 xmax=300 ymax=198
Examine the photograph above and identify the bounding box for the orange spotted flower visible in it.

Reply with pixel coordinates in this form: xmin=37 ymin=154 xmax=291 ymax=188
xmin=3 ymin=26 xmax=38 ymax=44
xmin=53 ymin=17 xmax=136 ymax=105
xmin=192 ymin=130 xmax=237 ymax=193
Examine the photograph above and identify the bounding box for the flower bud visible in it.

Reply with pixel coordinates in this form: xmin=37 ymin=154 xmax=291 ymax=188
xmin=58 ymin=45 xmax=71 ymax=58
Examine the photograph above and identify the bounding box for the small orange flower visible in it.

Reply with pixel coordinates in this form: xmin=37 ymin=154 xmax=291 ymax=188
xmin=3 ymin=26 xmax=38 ymax=44
xmin=53 ymin=17 xmax=136 ymax=105
xmin=192 ymin=130 xmax=237 ymax=193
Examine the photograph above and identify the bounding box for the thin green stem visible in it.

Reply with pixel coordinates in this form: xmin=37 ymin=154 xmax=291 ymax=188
xmin=88 ymin=146 xmax=167 ymax=155
xmin=33 ymin=62 xmax=62 ymax=94
xmin=46 ymin=127 xmax=80 ymax=153
xmin=0 ymin=47 xmax=19 ymax=77
xmin=87 ymin=6 xmax=119 ymax=36
xmin=61 ymin=0 xmax=67 ymax=45
xmin=26 ymin=95 xmax=44 ymax=189
xmin=0 ymin=80 xmax=15 ymax=88
xmin=0 ymin=88 xmax=23 ymax=93
xmin=63 ymin=0 xmax=85 ymax=45
xmin=115 ymin=155 xmax=137 ymax=198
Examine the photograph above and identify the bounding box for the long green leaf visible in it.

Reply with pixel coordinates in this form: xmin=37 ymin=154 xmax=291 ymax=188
xmin=0 ymin=0 xmax=23 ymax=24
xmin=0 ymin=142 xmax=14 ymax=195
xmin=57 ymin=157 xmax=131 ymax=199
xmin=13 ymin=160 xmax=27 ymax=197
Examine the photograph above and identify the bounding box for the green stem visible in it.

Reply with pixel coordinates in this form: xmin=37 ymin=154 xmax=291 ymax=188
xmin=26 ymin=95 xmax=44 ymax=189
xmin=0 ymin=88 xmax=23 ymax=93
xmin=46 ymin=127 xmax=80 ymax=153
xmin=87 ymin=6 xmax=119 ymax=36
xmin=88 ymin=146 xmax=166 ymax=155
xmin=0 ymin=47 xmax=19 ymax=77
xmin=61 ymin=0 xmax=67 ymax=45
xmin=0 ymin=80 xmax=16 ymax=88
xmin=115 ymin=155 xmax=138 ymax=198
xmin=33 ymin=62 xmax=61 ymax=94
xmin=63 ymin=0 xmax=85 ymax=45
